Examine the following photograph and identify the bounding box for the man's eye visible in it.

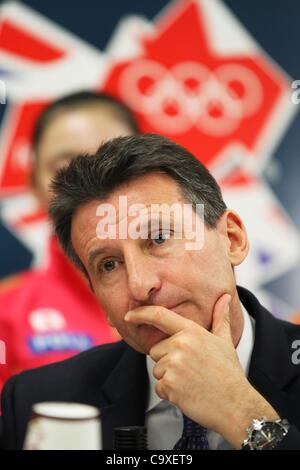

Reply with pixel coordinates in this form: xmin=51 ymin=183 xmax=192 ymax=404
xmin=152 ymin=231 xmax=170 ymax=245
xmin=101 ymin=260 xmax=117 ymax=273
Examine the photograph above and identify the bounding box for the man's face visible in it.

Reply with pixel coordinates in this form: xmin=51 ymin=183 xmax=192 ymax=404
xmin=33 ymin=105 xmax=134 ymax=208
xmin=71 ymin=173 xmax=240 ymax=354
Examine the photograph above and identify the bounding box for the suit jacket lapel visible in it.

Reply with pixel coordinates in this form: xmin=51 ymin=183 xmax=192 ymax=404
xmin=238 ymin=286 xmax=300 ymax=422
xmin=99 ymin=344 xmax=148 ymax=449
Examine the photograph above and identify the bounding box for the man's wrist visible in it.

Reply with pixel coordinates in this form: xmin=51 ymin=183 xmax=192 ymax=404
xmin=217 ymin=385 xmax=280 ymax=449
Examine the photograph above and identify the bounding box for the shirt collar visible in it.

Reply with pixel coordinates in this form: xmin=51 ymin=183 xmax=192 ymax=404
xmin=146 ymin=304 xmax=255 ymax=412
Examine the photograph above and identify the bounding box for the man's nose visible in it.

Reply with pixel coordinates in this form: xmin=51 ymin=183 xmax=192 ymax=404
xmin=125 ymin=250 xmax=161 ymax=302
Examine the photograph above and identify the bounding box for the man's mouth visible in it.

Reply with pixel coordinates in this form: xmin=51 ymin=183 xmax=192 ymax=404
xmin=136 ymin=302 xmax=187 ymax=337
xmin=164 ymin=301 xmax=186 ymax=313
xmin=138 ymin=323 xmax=169 ymax=339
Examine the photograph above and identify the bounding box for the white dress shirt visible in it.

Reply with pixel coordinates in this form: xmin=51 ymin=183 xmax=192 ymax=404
xmin=145 ymin=305 xmax=255 ymax=450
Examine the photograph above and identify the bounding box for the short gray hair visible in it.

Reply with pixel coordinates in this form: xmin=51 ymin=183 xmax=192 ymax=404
xmin=49 ymin=133 xmax=227 ymax=275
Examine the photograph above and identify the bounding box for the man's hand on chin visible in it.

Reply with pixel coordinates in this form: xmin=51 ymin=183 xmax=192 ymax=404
xmin=125 ymin=294 xmax=279 ymax=449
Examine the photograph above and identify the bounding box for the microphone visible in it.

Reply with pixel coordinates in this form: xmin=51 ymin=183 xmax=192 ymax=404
xmin=113 ymin=426 xmax=148 ymax=450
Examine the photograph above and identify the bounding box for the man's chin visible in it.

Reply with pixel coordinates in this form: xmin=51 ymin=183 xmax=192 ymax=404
xmin=135 ymin=325 xmax=169 ymax=354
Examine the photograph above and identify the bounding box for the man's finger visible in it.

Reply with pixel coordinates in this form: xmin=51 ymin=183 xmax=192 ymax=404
xmin=152 ymin=354 xmax=169 ymax=380
xmin=125 ymin=305 xmax=192 ymax=336
xmin=149 ymin=334 xmax=175 ymax=362
xmin=211 ymin=293 xmax=232 ymax=340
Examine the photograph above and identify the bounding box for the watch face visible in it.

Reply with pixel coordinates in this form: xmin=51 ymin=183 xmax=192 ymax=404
xmin=252 ymin=423 xmax=285 ymax=450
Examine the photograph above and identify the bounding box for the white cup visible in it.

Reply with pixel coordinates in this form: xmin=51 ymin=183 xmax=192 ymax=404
xmin=23 ymin=402 xmax=101 ymax=450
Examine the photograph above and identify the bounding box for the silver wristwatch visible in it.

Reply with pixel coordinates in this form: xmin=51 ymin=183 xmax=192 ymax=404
xmin=241 ymin=417 xmax=290 ymax=450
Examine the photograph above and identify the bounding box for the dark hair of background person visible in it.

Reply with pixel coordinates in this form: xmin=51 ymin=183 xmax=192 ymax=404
xmin=49 ymin=133 xmax=227 ymax=277
xmin=31 ymin=90 xmax=140 ymax=156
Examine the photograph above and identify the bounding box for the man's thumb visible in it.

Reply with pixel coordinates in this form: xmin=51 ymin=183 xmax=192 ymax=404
xmin=211 ymin=293 xmax=232 ymax=340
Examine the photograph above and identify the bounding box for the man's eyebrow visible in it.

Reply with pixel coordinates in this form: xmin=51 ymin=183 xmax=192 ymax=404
xmin=87 ymin=248 xmax=108 ymax=270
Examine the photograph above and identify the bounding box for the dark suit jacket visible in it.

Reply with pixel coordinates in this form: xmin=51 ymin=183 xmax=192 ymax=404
xmin=1 ymin=287 xmax=300 ymax=450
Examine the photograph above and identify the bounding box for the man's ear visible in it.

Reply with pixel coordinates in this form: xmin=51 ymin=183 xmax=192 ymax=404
xmin=30 ymin=165 xmax=45 ymax=207
xmin=106 ymin=314 xmax=116 ymax=328
xmin=218 ymin=210 xmax=249 ymax=266
xmin=30 ymin=171 xmax=41 ymax=201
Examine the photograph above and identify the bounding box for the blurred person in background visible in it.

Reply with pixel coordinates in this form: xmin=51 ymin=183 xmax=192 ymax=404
xmin=0 ymin=91 xmax=139 ymax=392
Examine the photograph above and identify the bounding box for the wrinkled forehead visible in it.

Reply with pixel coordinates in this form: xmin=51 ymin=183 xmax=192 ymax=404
xmin=73 ymin=173 xmax=188 ymax=224
xmin=70 ymin=173 xmax=203 ymax=255
xmin=71 ymin=172 xmax=180 ymax=225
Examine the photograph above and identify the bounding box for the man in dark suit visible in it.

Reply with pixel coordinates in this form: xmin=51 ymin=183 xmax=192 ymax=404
xmin=1 ymin=134 xmax=300 ymax=450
